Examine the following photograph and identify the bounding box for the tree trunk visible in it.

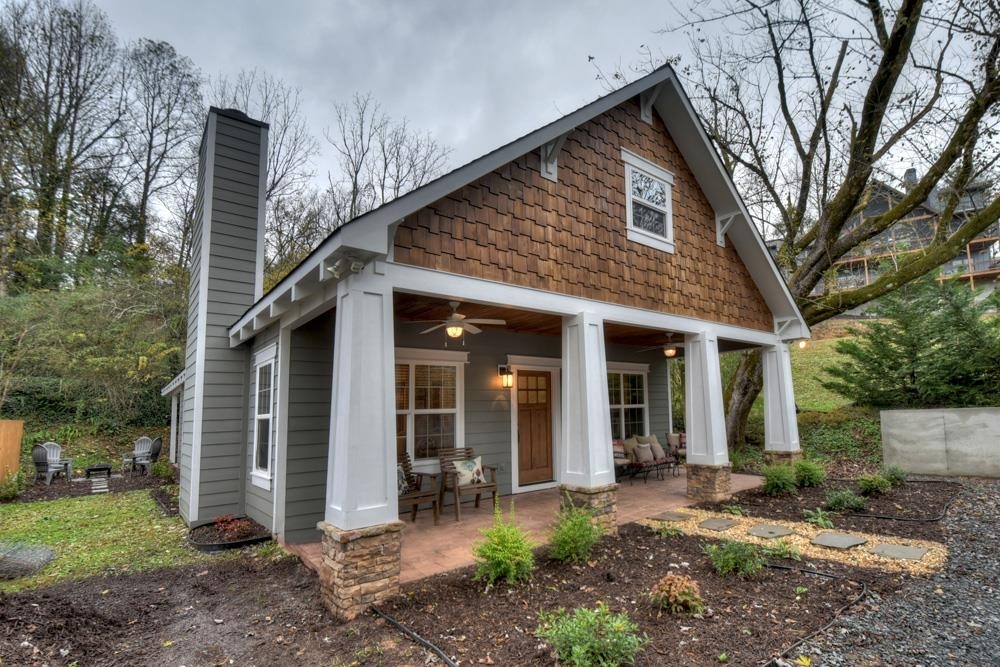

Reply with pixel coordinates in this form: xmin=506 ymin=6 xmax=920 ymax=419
xmin=725 ymin=350 xmax=763 ymax=450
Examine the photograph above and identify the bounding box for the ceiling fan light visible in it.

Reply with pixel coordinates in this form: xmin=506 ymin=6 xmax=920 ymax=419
xmin=663 ymin=345 xmax=677 ymax=358
xmin=446 ymin=325 xmax=464 ymax=338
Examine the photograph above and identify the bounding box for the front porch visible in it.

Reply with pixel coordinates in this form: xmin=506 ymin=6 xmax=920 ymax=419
xmin=285 ymin=468 xmax=762 ymax=584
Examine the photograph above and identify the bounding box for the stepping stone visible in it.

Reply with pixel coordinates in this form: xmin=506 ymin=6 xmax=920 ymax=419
xmin=0 ymin=543 xmax=55 ymax=579
xmin=650 ymin=511 xmax=692 ymax=522
xmin=699 ymin=518 xmax=738 ymax=531
xmin=748 ymin=524 xmax=793 ymax=539
xmin=90 ymin=478 xmax=109 ymax=494
xmin=812 ymin=532 xmax=868 ymax=550
xmin=870 ymin=544 xmax=929 ymax=561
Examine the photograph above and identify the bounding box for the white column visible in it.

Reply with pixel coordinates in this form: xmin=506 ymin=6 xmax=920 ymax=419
xmin=324 ymin=271 xmax=398 ymax=529
xmin=763 ymin=343 xmax=801 ymax=453
xmin=684 ymin=331 xmax=729 ymax=466
xmin=560 ymin=312 xmax=615 ymax=487
xmin=168 ymin=393 xmax=178 ymax=464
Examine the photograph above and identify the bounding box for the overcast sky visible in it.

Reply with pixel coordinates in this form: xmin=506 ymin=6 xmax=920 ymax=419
xmin=94 ymin=0 xmax=690 ymax=180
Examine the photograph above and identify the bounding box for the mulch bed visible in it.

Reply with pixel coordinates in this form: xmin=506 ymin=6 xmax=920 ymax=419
xmin=188 ymin=517 xmax=270 ymax=547
xmin=8 ymin=473 xmax=166 ymax=504
xmin=695 ymin=479 xmax=959 ymax=541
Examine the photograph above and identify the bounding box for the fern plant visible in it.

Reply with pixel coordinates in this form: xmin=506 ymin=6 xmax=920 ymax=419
xmin=473 ymin=503 xmax=535 ymax=588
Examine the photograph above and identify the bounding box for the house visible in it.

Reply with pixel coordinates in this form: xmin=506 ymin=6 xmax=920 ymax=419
xmin=163 ymin=65 xmax=808 ymax=620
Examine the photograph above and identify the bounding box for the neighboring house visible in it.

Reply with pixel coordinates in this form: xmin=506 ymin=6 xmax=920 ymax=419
xmin=810 ymin=170 xmax=999 ymax=296
xmin=163 ymin=65 xmax=808 ymax=620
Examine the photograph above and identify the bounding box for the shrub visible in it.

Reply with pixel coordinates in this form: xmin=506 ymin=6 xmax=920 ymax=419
xmin=649 ymin=574 xmax=705 ymax=615
xmin=794 ymin=459 xmax=827 ymax=488
xmin=825 ymin=488 xmax=867 ymax=512
xmin=549 ymin=498 xmax=604 ymax=564
xmin=150 ymin=460 xmax=175 ymax=481
xmin=803 ymin=507 xmax=834 ymax=529
xmin=857 ymin=474 xmax=892 ymax=496
xmin=0 ymin=471 xmax=24 ymax=502
xmin=761 ymin=464 xmax=798 ymax=496
xmin=703 ymin=540 xmax=765 ymax=578
xmin=761 ymin=540 xmax=801 ymax=561
xmin=473 ymin=503 xmax=535 ymax=588
xmin=883 ymin=465 xmax=907 ymax=487
xmin=536 ymin=601 xmax=647 ymax=667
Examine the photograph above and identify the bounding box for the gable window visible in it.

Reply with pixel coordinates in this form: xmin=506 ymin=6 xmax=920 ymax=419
xmin=608 ymin=364 xmax=649 ymax=439
xmin=395 ymin=349 xmax=466 ymax=462
xmin=622 ymin=148 xmax=675 ymax=253
xmin=251 ymin=344 xmax=276 ymax=488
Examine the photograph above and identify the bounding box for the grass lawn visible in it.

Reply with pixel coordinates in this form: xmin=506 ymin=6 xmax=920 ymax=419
xmin=0 ymin=490 xmax=219 ymax=593
xmin=790 ymin=338 xmax=851 ymax=412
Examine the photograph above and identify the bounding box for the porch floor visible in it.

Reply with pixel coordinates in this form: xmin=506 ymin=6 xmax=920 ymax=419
xmin=285 ymin=469 xmax=762 ymax=583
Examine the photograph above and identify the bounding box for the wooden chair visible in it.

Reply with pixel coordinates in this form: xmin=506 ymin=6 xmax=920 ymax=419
xmin=438 ymin=447 xmax=498 ymax=522
xmin=398 ymin=452 xmax=440 ymax=525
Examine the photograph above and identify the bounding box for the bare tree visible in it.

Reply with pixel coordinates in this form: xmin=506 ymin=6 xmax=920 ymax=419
xmin=325 ymin=92 xmax=451 ymax=227
xmin=123 ymin=39 xmax=203 ymax=246
xmin=602 ymin=1 xmax=1000 ymax=447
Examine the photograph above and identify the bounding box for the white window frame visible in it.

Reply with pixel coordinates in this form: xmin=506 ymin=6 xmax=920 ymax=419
xmin=622 ymin=148 xmax=675 ymax=254
xmin=251 ymin=343 xmax=276 ymax=490
xmin=395 ymin=348 xmax=467 ymax=469
xmin=607 ymin=361 xmax=650 ymax=439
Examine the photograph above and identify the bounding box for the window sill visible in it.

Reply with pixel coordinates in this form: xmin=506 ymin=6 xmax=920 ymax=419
xmin=627 ymin=227 xmax=675 ymax=254
xmin=250 ymin=471 xmax=272 ymax=490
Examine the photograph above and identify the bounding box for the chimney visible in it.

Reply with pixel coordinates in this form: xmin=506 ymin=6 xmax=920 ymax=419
xmin=903 ymin=168 xmax=918 ymax=190
xmin=180 ymin=108 xmax=269 ymax=523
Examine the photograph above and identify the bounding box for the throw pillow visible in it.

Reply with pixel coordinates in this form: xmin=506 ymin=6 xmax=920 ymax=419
xmin=397 ymin=465 xmax=410 ymax=495
xmin=623 ymin=437 xmax=640 ymax=461
xmin=635 ymin=435 xmax=652 ymax=445
xmin=647 ymin=433 xmax=661 ymax=446
xmin=650 ymin=441 xmax=666 ymax=460
xmin=612 ymin=439 xmax=627 ymax=460
xmin=455 ymin=456 xmax=487 ymax=485
xmin=635 ymin=443 xmax=655 ymax=463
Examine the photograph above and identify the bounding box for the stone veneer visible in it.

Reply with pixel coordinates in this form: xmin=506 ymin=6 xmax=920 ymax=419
xmin=686 ymin=465 xmax=732 ymax=503
xmin=763 ymin=450 xmax=803 ymax=465
xmin=317 ymin=520 xmax=403 ymax=621
xmin=560 ymin=483 xmax=619 ymax=536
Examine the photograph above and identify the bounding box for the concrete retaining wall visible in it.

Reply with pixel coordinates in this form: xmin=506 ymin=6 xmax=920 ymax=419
xmin=881 ymin=408 xmax=1000 ymax=477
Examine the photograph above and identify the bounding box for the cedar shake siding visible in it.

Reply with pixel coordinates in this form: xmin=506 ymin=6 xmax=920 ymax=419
xmin=394 ymin=98 xmax=773 ymax=332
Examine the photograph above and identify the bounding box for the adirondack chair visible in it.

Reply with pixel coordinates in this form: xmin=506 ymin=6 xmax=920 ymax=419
xmin=32 ymin=442 xmax=71 ymax=485
xmin=123 ymin=436 xmax=154 ymax=475
xmin=149 ymin=437 xmax=163 ymax=463
xmin=438 ymin=447 xmax=498 ymax=521
xmin=397 ymin=451 xmax=439 ymax=525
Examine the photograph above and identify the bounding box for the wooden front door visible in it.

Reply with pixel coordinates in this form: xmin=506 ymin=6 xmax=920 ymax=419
xmin=517 ymin=370 xmax=553 ymax=485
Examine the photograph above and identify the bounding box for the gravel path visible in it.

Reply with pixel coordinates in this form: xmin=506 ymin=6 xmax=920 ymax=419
xmin=791 ymin=478 xmax=1000 ymax=666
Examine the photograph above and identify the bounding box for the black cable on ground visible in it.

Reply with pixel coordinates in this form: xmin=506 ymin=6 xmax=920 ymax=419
xmin=371 ymin=605 xmax=460 ymax=667
xmin=759 ymin=563 xmax=869 ymax=667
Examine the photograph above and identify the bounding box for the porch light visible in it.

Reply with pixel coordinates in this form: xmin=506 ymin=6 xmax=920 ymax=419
xmin=498 ymin=364 xmax=514 ymax=388
xmin=663 ymin=345 xmax=677 ymax=358
xmin=446 ymin=325 xmax=464 ymax=338
xmin=797 ymin=340 xmax=807 ymax=350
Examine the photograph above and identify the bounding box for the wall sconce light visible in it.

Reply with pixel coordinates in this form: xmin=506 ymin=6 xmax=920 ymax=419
xmin=498 ymin=364 xmax=513 ymax=388
xmin=663 ymin=345 xmax=677 ymax=358
xmin=446 ymin=325 xmax=464 ymax=339
xmin=797 ymin=340 xmax=808 ymax=350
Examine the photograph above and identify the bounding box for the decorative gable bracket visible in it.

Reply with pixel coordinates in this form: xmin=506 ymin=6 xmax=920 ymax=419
xmin=640 ymin=84 xmax=665 ymax=124
xmin=774 ymin=317 xmax=797 ymax=338
xmin=539 ymin=132 xmax=570 ymax=182
xmin=716 ymin=211 xmax=740 ymax=247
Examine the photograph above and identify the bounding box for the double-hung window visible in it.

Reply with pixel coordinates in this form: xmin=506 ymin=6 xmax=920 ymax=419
xmin=607 ymin=364 xmax=649 ymax=439
xmin=395 ymin=349 xmax=466 ymax=462
xmin=251 ymin=344 xmax=276 ymax=488
xmin=622 ymin=148 xmax=675 ymax=253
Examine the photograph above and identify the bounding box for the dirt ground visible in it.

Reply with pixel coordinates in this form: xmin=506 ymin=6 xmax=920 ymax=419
xmin=0 ymin=480 xmax=957 ymax=667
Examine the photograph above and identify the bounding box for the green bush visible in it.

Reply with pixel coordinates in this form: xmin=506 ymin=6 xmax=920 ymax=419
xmin=858 ymin=474 xmax=892 ymax=496
xmin=803 ymin=507 xmax=834 ymax=528
xmin=150 ymin=460 xmax=175 ymax=482
xmin=473 ymin=503 xmax=535 ymax=588
xmin=649 ymin=574 xmax=705 ymax=615
xmin=761 ymin=464 xmax=798 ymax=496
xmin=825 ymin=488 xmax=867 ymax=512
xmin=883 ymin=465 xmax=907 ymax=487
xmin=0 ymin=471 xmax=24 ymax=502
xmin=536 ymin=601 xmax=647 ymax=666
xmin=761 ymin=540 xmax=801 ymax=561
xmin=794 ymin=459 xmax=827 ymax=487
xmin=549 ymin=499 xmax=603 ymax=564
xmin=703 ymin=541 xmax=765 ymax=578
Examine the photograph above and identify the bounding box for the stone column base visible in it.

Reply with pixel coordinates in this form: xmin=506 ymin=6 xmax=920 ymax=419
xmin=763 ymin=450 xmax=803 ymax=465
xmin=560 ymin=483 xmax=619 ymax=536
xmin=317 ymin=520 xmax=403 ymax=621
xmin=686 ymin=465 xmax=732 ymax=503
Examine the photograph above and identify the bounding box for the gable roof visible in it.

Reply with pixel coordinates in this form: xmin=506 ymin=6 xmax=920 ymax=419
xmin=229 ymin=65 xmax=809 ymax=344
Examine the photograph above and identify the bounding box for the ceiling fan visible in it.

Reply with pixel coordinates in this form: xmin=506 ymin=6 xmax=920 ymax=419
xmin=416 ymin=301 xmax=506 ymax=338
xmin=640 ymin=333 xmax=684 ymax=358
